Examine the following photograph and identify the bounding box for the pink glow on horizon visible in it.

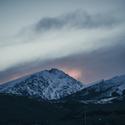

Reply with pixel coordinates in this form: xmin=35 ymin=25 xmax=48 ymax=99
xmin=65 ymin=69 xmax=82 ymax=80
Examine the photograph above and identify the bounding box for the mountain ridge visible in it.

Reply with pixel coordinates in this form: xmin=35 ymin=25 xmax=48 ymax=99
xmin=62 ymin=74 xmax=125 ymax=104
xmin=0 ymin=68 xmax=84 ymax=100
xmin=0 ymin=68 xmax=125 ymax=103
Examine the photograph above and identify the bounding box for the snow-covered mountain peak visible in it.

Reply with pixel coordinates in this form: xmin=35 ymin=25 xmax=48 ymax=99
xmin=39 ymin=68 xmax=68 ymax=80
xmin=0 ymin=68 xmax=84 ymax=100
xmin=48 ymin=68 xmax=64 ymax=74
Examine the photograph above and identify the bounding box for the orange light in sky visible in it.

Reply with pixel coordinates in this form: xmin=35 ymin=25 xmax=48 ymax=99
xmin=66 ymin=69 xmax=81 ymax=79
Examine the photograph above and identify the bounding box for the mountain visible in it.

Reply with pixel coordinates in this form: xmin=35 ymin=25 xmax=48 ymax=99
xmin=63 ymin=75 xmax=125 ymax=104
xmin=0 ymin=68 xmax=84 ymax=100
xmin=0 ymin=68 xmax=125 ymax=103
xmin=1 ymin=72 xmax=125 ymax=125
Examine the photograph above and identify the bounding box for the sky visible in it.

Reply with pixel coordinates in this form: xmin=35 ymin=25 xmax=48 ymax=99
xmin=0 ymin=0 xmax=125 ymax=84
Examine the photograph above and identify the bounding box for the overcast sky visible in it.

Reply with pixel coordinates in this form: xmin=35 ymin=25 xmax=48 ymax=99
xmin=0 ymin=0 xmax=125 ymax=84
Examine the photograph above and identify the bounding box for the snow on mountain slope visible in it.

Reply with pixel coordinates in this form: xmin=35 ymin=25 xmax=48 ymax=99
xmin=0 ymin=68 xmax=84 ymax=100
xmin=86 ymin=75 xmax=125 ymax=98
xmin=63 ymin=75 xmax=125 ymax=103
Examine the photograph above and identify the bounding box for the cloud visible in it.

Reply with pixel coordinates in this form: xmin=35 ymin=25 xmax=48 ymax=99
xmin=0 ymin=41 xmax=125 ymax=84
xmin=0 ymin=9 xmax=125 ymax=83
xmin=41 ymin=42 xmax=125 ymax=83
xmin=34 ymin=10 xmax=123 ymax=32
xmin=1 ymin=24 xmax=124 ymax=71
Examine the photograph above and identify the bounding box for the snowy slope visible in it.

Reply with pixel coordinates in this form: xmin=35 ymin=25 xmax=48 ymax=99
xmin=0 ymin=68 xmax=84 ymax=100
xmin=85 ymin=75 xmax=125 ymax=98
xmin=63 ymin=75 xmax=125 ymax=103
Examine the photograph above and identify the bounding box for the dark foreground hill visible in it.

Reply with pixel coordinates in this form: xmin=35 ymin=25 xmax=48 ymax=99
xmin=0 ymin=94 xmax=125 ymax=125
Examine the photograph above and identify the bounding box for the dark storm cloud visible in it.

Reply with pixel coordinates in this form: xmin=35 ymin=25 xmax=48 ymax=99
xmin=35 ymin=10 xmax=123 ymax=32
xmin=0 ymin=41 xmax=125 ymax=84
xmin=41 ymin=42 xmax=125 ymax=83
xmin=42 ymin=42 xmax=125 ymax=82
